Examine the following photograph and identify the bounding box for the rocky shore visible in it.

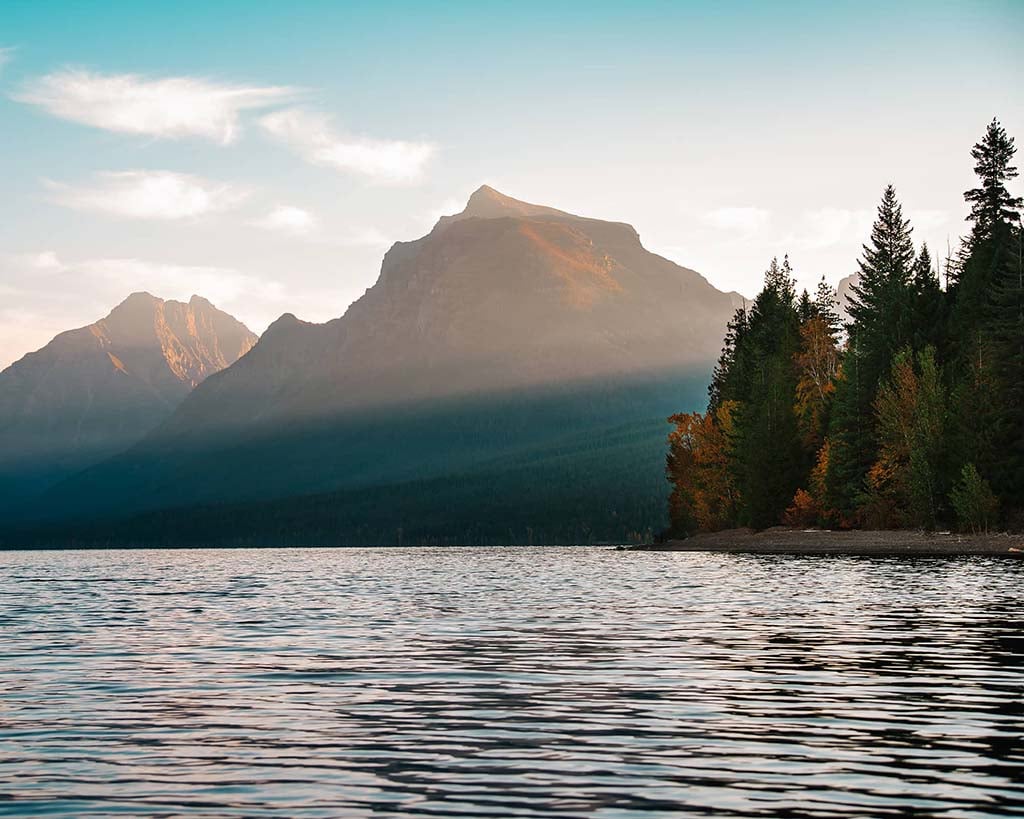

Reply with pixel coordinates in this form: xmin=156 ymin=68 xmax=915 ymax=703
xmin=628 ymin=527 xmax=1024 ymax=556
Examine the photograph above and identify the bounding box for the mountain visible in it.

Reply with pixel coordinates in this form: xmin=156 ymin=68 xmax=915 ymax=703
xmin=837 ymin=272 xmax=858 ymax=324
xmin=16 ymin=187 xmax=738 ymax=545
xmin=0 ymin=293 xmax=256 ymax=510
xmin=161 ymin=185 xmax=736 ymax=429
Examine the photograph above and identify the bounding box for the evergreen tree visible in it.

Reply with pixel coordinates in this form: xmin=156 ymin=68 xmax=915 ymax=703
xmin=949 ymin=119 xmax=1023 ymax=496
xmin=987 ymin=227 xmax=1024 ymax=510
xmin=907 ymin=347 xmax=946 ymax=530
xmin=731 ymin=258 xmax=804 ymax=528
xmin=797 ymin=289 xmax=815 ymax=323
xmin=964 ymin=118 xmax=1023 ymax=241
xmin=824 ymin=336 xmax=873 ymax=524
xmin=826 ymin=186 xmax=916 ymax=520
xmin=908 ymin=244 xmax=946 ymax=353
xmin=950 ymin=118 xmax=1022 ymax=335
xmin=846 ymin=184 xmax=917 ymax=386
xmin=669 ymin=117 xmax=1021 ymax=534
xmin=949 ymin=463 xmax=999 ymax=534
xmin=814 ymin=277 xmax=843 ymax=339
xmin=708 ymin=305 xmax=749 ymax=413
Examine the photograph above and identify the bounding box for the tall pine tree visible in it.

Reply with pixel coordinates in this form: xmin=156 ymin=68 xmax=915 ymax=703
xmin=949 ymin=119 xmax=1023 ymax=499
xmin=908 ymin=244 xmax=947 ymax=354
xmin=814 ymin=277 xmax=843 ymax=339
xmin=826 ymin=186 xmax=916 ymax=521
xmin=731 ymin=258 xmax=805 ymax=528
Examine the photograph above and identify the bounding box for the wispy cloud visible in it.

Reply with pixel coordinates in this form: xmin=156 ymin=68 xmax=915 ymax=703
xmin=250 ymin=206 xmax=392 ymax=247
xmin=47 ymin=170 xmax=248 ymax=220
xmin=260 ymin=108 xmax=435 ymax=183
xmin=702 ymin=206 xmax=771 ymax=236
xmin=8 ymin=250 xmax=68 ymax=272
xmin=15 ymin=70 xmax=299 ymax=143
xmin=79 ymin=257 xmax=285 ymax=309
xmin=0 ymin=47 xmax=14 ymax=75
xmin=252 ymin=204 xmax=319 ymax=236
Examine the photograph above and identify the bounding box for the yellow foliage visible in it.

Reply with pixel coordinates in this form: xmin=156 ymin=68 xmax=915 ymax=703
xmin=667 ymin=401 xmax=740 ymax=532
xmin=793 ymin=317 xmax=839 ymax=449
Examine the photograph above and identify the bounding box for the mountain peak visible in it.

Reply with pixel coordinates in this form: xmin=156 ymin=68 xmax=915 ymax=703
xmin=0 ymin=292 xmax=257 ymax=511
xmin=112 ymin=291 xmax=161 ymax=312
xmin=265 ymin=312 xmax=303 ymax=332
xmin=436 ymin=185 xmax=573 ymax=230
xmin=464 ymin=184 xmax=522 ymax=211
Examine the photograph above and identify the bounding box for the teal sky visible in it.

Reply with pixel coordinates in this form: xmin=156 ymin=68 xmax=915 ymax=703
xmin=1 ymin=0 xmax=1022 ymax=367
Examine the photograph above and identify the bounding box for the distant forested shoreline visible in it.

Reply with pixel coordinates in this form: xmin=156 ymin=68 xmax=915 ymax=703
xmin=668 ymin=118 xmax=1023 ymax=537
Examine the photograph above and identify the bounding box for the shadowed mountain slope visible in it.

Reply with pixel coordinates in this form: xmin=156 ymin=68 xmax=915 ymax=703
xmin=18 ymin=187 xmax=738 ymax=543
xmin=0 ymin=293 xmax=256 ymax=510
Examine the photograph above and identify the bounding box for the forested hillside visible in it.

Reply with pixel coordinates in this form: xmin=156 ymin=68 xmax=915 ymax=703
xmin=668 ymin=119 xmax=1023 ymax=535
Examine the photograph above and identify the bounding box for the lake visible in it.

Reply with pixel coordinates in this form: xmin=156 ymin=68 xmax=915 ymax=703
xmin=1 ymin=547 xmax=1023 ymax=817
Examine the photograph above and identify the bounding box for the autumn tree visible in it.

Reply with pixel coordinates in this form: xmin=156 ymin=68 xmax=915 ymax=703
xmin=666 ymin=402 xmax=739 ymax=534
xmin=793 ymin=316 xmax=840 ymax=450
xmin=668 ymin=116 xmax=1020 ymax=534
xmin=863 ymin=347 xmax=945 ymax=529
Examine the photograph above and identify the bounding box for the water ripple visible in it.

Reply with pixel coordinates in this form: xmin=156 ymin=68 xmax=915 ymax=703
xmin=1 ymin=547 xmax=1023 ymax=817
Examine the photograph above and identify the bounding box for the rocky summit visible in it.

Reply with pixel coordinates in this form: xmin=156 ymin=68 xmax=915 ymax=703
xmin=0 ymin=293 xmax=256 ymax=509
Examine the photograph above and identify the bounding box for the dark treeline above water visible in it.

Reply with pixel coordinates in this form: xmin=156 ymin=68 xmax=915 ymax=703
xmin=669 ymin=118 xmax=1024 ymax=537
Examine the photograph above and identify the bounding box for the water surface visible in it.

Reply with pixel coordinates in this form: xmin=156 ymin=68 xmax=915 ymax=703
xmin=1 ymin=547 xmax=1023 ymax=817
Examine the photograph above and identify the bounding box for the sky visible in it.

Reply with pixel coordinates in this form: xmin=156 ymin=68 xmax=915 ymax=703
xmin=1 ymin=0 xmax=1022 ymax=369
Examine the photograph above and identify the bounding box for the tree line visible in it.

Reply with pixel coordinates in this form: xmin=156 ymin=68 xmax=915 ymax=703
xmin=668 ymin=118 xmax=1023 ymax=536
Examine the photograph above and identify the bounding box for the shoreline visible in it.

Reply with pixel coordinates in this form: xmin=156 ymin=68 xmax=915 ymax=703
xmin=628 ymin=527 xmax=1024 ymax=556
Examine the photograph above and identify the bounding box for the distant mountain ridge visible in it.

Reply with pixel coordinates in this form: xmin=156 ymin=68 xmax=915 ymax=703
xmin=0 ymin=293 xmax=256 ymax=509
xmin=13 ymin=186 xmax=739 ymax=544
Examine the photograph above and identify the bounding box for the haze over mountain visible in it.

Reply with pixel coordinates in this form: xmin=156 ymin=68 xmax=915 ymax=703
xmin=0 ymin=293 xmax=256 ymax=510
xmin=162 ymin=185 xmax=740 ymax=431
xmin=18 ymin=187 xmax=739 ymax=544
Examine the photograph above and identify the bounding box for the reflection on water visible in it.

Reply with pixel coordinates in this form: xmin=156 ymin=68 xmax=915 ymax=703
xmin=1 ymin=547 xmax=1023 ymax=817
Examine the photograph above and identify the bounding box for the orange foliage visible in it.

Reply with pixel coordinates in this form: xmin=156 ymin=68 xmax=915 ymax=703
xmin=810 ymin=438 xmax=830 ymax=505
xmin=783 ymin=488 xmax=818 ymax=527
xmin=785 ymin=438 xmax=838 ymax=528
xmin=667 ymin=401 xmax=739 ymax=532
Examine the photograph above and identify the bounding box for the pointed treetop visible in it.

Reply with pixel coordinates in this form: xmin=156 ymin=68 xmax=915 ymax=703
xmin=814 ymin=276 xmax=842 ymax=338
xmin=763 ymin=255 xmax=797 ymax=304
xmin=965 ymin=117 xmax=1023 ymax=241
xmin=856 ymin=184 xmax=915 ymax=286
